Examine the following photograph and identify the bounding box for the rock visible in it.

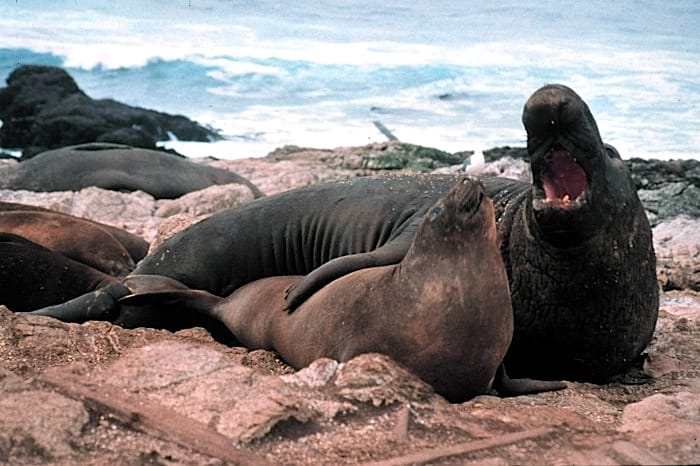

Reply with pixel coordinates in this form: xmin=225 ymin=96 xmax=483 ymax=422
xmin=626 ymin=157 xmax=700 ymax=190
xmin=0 ymin=386 xmax=89 ymax=461
xmin=638 ymin=182 xmax=700 ymax=226
xmin=620 ymin=392 xmax=699 ymax=434
xmin=0 ymin=286 xmax=698 ymax=464
xmin=653 ymin=216 xmax=700 ymax=291
xmin=89 ymin=341 xmax=442 ymax=445
xmin=268 ymin=141 xmax=466 ymax=171
xmin=483 ymin=146 xmax=529 ymax=163
xmin=465 ymin=156 xmax=531 ymax=182
xmin=334 ymin=354 xmax=435 ymax=407
xmin=95 ymin=126 xmax=157 ymax=148
xmin=0 ymin=65 xmax=220 ymax=157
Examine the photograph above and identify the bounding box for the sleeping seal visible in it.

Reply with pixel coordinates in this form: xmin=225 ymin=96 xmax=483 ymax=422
xmin=0 ymin=142 xmax=263 ymax=199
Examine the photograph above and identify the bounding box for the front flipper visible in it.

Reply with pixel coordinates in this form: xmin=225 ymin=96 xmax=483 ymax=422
xmin=284 ymin=238 xmax=411 ymax=311
xmin=28 ymin=281 xmax=131 ymax=323
xmin=492 ymin=364 xmax=566 ymax=397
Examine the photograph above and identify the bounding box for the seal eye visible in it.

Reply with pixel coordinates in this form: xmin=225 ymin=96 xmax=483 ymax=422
xmin=429 ymin=206 xmax=443 ymax=221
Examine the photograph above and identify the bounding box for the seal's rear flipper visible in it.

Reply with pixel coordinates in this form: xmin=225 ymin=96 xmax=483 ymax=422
xmin=28 ymin=281 xmax=130 ymax=323
xmin=119 ymin=274 xmax=222 ymax=320
xmin=284 ymin=238 xmax=411 ymax=311
xmin=117 ymin=276 xmax=232 ymax=341
xmin=493 ymin=364 xmax=566 ymax=397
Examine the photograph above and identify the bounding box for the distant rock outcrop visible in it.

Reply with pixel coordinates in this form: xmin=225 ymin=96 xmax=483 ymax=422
xmin=0 ymin=65 xmax=220 ymax=158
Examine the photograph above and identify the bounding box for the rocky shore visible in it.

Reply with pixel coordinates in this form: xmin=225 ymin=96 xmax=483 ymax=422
xmin=0 ymin=66 xmax=220 ymax=158
xmin=0 ymin=142 xmax=698 ymax=464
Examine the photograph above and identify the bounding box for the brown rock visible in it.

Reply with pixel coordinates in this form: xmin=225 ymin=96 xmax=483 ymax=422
xmin=0 ymin=373 xmax=89 ymax=461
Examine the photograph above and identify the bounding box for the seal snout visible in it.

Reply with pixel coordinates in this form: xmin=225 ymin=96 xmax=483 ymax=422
xmin=450 ymin=177 xmax=486 ymax=217
xmin=522 ymin=84 xmax=581 ymax=138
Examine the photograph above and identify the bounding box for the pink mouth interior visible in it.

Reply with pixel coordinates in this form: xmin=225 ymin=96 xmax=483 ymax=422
xmin=541 ymin=150 xmax=587 ymax=203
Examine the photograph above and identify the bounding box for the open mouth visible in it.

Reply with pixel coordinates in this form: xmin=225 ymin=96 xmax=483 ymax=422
xmin=535 ymin=148 xmax=588 ymax=210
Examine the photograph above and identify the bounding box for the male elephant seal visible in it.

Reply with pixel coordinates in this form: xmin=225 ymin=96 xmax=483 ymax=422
xmin=0 ymin=142 xmax=263 ymax=199
xmin=121 ymin=179 xmax=564 ymax=401
xmin=33 ymin=84 xmax=658 ymax=382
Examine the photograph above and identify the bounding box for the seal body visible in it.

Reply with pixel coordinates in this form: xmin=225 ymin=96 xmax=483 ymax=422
xmin=226 ymin=178 xmax=512 ymax=400
xmin=0 ymin=142 xmax=263 ymax=199
xmin=0 ymin=201 xmax=149 ymax=263
xmin=122 ymin=179 xmax=563 ymax=401
xmin=35 ymin=84 xmax=658 ymax=382
xmin=0 ymin=210 xmax=136 ymax=276
xmin=0 ymin=233 xmax=116 ymax=312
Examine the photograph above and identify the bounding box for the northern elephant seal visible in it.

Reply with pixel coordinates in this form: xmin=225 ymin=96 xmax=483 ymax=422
xmin=0 ymin=210 xmax=137 ymax=276
xmin=0 ymin=143 xmax=263 ymax=199
xmin=33 ymin=84 xmax=658 ymax=381
xmin=121 ymin=178 xmax=564 ymax=401
xmin=0 ymin=201 xmax=149 ymax=263
xmin=0 ymin=233 xmax=119 ymax=312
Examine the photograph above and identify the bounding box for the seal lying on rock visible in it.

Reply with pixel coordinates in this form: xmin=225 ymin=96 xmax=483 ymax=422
xmin=0 ymin=210 xmax=137 ymax=276
xmin=0 ymin=201 xmax=149 ymax=266
xmin=0 ymin=233 xmax=117 ymax=312
xmin=120 ymin=178 xmax=565 ymax=401
xmin=33 ymin=84 xmax=658 ymax=382
xmin=0 ymin=143 xmax=263 ymax=199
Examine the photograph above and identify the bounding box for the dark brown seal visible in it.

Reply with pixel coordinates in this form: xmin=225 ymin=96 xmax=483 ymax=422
xmin=121 ymin=179 xmax=564 ymax=401
xmin=33 ymin=84 xmax=658 ymax=382
xmin=0 ymin=201 xmax=149 ymax=263
xmin=0 ymin=233 xmax=118 ymax=312
xmin=0 ymin=210 xmax=136 ymax=276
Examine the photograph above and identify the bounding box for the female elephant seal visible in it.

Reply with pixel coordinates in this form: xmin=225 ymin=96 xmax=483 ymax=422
xmin=33 ymin=84 xmax=658 ymax=382
xmin=121 ymin=178 xmax=564 ymax=401
xmin=0 ymin=233 xmax=117 ymax=312
xmin=0 ymin=201 xmax=149 ymax=263
xmin=0 ymin=210 xmax=136 ymax=276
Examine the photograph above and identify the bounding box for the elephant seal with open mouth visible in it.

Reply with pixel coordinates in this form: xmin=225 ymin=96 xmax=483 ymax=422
xmin=32 ymin=84 xmax=658 ymax=382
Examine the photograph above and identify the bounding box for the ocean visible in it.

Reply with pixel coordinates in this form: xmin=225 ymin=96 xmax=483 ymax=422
xmin=0 ymin=0 xmax=698 ymax=160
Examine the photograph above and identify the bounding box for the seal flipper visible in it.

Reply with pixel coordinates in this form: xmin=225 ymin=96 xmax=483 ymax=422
xmin=119 ymin=275 xmax=223 ymax=319
xmin=29 ymin=281 xmax=130 ymax=323
xmin=284 ymin=238 xmax=410 ymax=311
xmin=492 ymin=364 xmax=566 ymax=397
xmin=117 ymin=275 xmax=233 ymax=341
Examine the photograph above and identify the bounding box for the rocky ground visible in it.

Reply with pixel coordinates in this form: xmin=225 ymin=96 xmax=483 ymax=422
xmin=0 ymin=142 xmax=698 ymax=465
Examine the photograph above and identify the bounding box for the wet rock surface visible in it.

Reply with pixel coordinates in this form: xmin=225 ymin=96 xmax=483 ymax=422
xmin=0 ymin=144 xmax=698 ymax=464
xmin=0 ymin=66 xmax=219 ymax=158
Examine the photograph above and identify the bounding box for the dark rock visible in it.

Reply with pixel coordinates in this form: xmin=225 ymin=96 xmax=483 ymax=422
xmin=626 ymin=157 xmax=700 ymax=190
xmin=638 ymin=183 xmax=700 ymax=226
xmin=95 ymin=127 xmax=157 ymax=149
xmin=268 ymin=142 xmax=467 ymax=172
xmin=0 ymin=65 xmax=220 ymax=158
xmin=483 ymin=146 xmax=529 ymax=163
xmin=358 ymin=142 xmax=464 ymax=170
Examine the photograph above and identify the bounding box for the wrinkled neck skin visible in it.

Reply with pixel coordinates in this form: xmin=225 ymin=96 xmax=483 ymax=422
xmin=502 ymin=153 xmax=658 ymax=381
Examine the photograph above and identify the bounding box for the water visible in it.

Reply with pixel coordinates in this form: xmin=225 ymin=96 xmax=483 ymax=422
xmin=0 ymin=0 xmax=698 ymax=159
